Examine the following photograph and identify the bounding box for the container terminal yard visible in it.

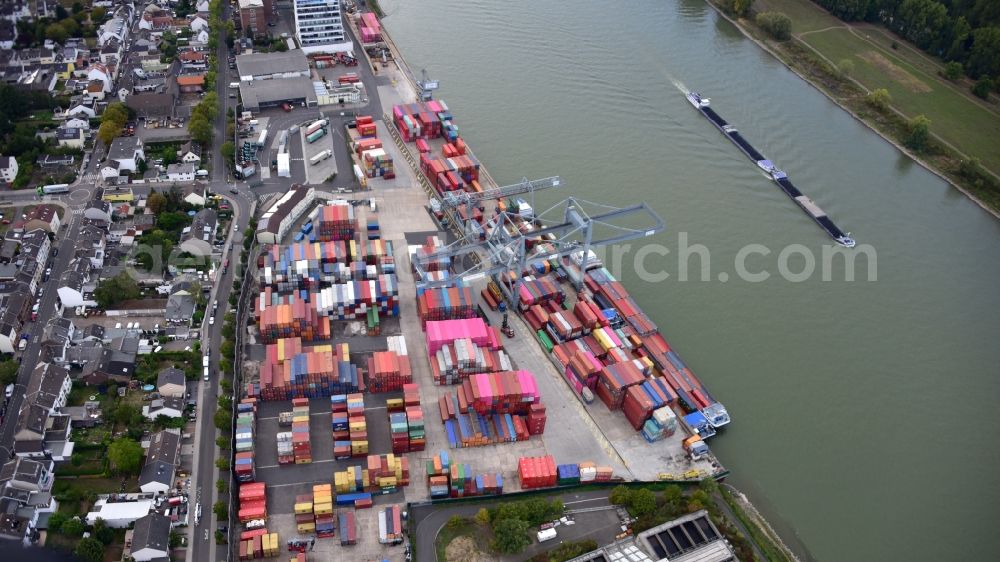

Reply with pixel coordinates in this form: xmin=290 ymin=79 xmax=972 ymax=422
xmin=228 ymin=9 xmax=736 ymax=562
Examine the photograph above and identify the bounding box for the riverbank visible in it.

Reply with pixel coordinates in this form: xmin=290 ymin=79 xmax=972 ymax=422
xmin=704 ymin=0 xmax=1000 ymax=219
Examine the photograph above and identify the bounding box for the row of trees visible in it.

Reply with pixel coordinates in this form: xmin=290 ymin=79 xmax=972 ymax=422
xmin=809 ymin=0 xmax=1000 ymax=82
xmin=484 ymin=497 xmax=564 ymax=554
xmin=188 ymin=93 xmax=219 ymax=146
xmin=12 ymin=5 xmax=107 ymax=47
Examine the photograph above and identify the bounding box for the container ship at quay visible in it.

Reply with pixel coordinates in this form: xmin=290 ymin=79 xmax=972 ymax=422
xmin=686 ymin=92 xmax=856 ymax=248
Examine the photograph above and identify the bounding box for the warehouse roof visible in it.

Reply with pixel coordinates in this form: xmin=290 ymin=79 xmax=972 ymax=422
xmin=236 ymin=50 xmax=308 ymax=78
xmin=86 ymin=499 xmax=154 ymax=524
xmin=238 ymin=76 xmax=317 ymax=109
xmin=257 ymin=184 xmax=313 ymax=238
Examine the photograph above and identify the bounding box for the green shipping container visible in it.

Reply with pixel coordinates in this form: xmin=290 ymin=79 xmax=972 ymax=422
xmin=536 ymin=330 xmax=554 ymax=353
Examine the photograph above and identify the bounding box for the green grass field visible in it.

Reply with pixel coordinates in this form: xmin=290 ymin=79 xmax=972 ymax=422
xmin=800 ymin=27 xmax=1000 ymax=174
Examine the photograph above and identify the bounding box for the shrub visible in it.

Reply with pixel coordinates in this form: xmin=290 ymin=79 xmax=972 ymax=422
xmin=756 ymin=12 xmax=792 ymax=41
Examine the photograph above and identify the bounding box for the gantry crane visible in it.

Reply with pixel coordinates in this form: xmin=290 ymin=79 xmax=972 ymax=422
xmin=439 ymin=176 xmax=563 ymax=234
xmin=414 ymin=196 xmax=666 ymax=309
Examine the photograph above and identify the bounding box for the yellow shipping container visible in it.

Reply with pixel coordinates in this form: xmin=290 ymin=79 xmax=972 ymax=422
xmin=351 ymin=441 xmax=368 ymax=453
xmin=377 ymin=476 xmax=397 ymax=487
xmin=297 ymin=522 xmax=316 ymax=534
xmin=293 ymin=502 xmax=313 ymax=515
xmin=313 ymin=484 xmax=331 ymax=493
xmin=386 ymin=398 xmax=403 ymax=410
xmin=313 ymin=502 xmax=334 ymax=515
xmin=313 ymin=344 xmax=333 ymax=353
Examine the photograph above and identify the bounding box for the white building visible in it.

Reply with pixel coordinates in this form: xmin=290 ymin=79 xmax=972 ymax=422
xmin=129 ymin=513 xmax=171 ymax=561
xmin=293 ymin=0 xmax=353 ymax=54
xmin=256 ymin=185 xmax=315 ymax=244
xmin=107 ymin=136 xmax=145 ymax=173
xmin=165 ymin=162 xmax=196 ymax=182
xmin=0 ymin=156 xmax=17 ymax=184
xmin=86 ymin=499 xmax=154 ymax=528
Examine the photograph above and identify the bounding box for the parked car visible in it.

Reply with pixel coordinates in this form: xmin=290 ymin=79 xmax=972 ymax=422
xmin=281 ymin=103 xmax=292 ymax=112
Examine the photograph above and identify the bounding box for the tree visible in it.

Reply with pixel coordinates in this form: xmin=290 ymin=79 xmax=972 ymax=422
xmin=630 ymin=488 xmax=657 ymax=516
xmin=972 ymin=75 xmax=993 ymax=98
xmin=188 ymin=114 xmax=213 ymax=145
xmin=55 ymin=5 xmax=68 ymax=20
xmin=74 ymin=537 xmax=104 ymax=562
xmin=217 ymin=479 xmax=227 ymax=494
xmin=92 ymin=7 xmax=107 ymax=21
xmin=474 ymin=508 xmax=490 ymax=526
xmin=943 ymin=61 xmax=964 ymax=80
xmin=94 ymin=271 xmax=141 ymax=309
xmin=102 ymin=102 xmax=129 ymax=128
xmin=756 ymin=12 xmax=792 ymax=41
xmin=609 ymin=485 xmax=632 ymax=506
xmin=148 ymin=191 xmax=168 ymax=214
xmin=215 ymin=457 xmax=229 ymax=470
xmin=92 ymin=517 xmax=115 ymax=545
xmin=107 ymin=437 xmax=143 ymax=475
xmin=61 ymin=517 xmax=85 ymax=537
xmin=866 ymin=88 xmax=892 ymax=110
xmin=837 ymin=58 xmax=855 ymax=76
xmin=137 ymin=157 xmax=148 ymax=174
xmin=905 ymin=114 xmax=932 ymax=151
xmin=967 ymin=26 xmax=1000 ymax=79
xmin=213 ymin=500 xmax=228 ymax=520
xmin=0 ymin=359 xmax=18 ymax=386
xmin=214 ymin=409 xmax=231 ymax=431
xmin=72 ymin=2 xmax=84 ymax=14
xmin=216 ymin=436 xmax=230 ymax=449
xmin=220 ymin=141 xmax=235 ymax=164
xmin=96 ymin=120 xmax=123 ymax=145
xmin=47 ymin=512 xmax=68 ymax=534
xmin=490 ymin=517 xmax=531 ymax=554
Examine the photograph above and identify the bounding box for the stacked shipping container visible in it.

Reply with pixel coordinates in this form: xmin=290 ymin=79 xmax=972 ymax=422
xmin=377 ymin=505 xmax=404 ymax=544
xmin=312 ymin=484 xmax=335 ymax=538
xmin=387 ymin=384 xmax=424 ymax=453
xmin=365 ymin=336 xmax=412 ymax=392
xmin=331 ymin=393 xmax=368 ymax=459
xmin=291 ymin=398 xmax=311 ymax=463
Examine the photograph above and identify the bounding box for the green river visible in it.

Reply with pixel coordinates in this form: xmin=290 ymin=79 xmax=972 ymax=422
xmin=379 ymin=1 xmax=1000 ymax=560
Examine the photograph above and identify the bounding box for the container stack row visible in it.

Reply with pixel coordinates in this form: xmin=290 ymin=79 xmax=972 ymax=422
xmin=415 ymin=285 xmax=477 ymax=327
xmin=331 ymin=393 xmax=368 ymax=459
xmin=377 ymin=505 xmax=404 ymax=545
xmin=238 ymin=482 xmax=267 ymax=523
xmin=332 ymin=454 xmax=410 ymax=495
xmin=234 ymin=400 xmax=257 ymax=482
xmin=312 ymin=484 xmax=335 ymax=538
xmin=291 ymin=398 xmax=312 ymax=464
xmin=430 ymin=337 xmax=512 ymax=385
xmin=316 ymin=201 xmax=358 ymax=241
xmin=425 ymin=458 xmax=504 ymax=498
xmin=518 ymin=456 xmax=557 ymax=490
xmin=392 ymin=100 xmax=449 ymax=142
xmin=255 ymin=341 xmax=362 ymax=401
xmin=365 ymin=336 xmax=412 ymax=392
xmin=256 ymin=300 xmax=332 ymax=344
xmin=238 ymin=531 xmax=279 ymax=560
xmin=425 ymin=317 xmax=499 ymax=354
xmin=437 ymin=373 xmax=545 ymax=448
xmin=387 ymin=383 xmax=424 ymax=453
xmin=293 ymin=493 xmax=314 ymax=535
xmin=338 ymin=511 xmax=357 ymax=546
xmin=359 ymin=12 xmax=382 ymax=43
xmin=410 ymin=235 xmax=451 ymax=273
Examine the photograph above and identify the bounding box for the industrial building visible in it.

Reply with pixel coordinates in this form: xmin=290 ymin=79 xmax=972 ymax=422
xmin=238 ymin=77 xmax=319 ymax=111
xmin=293 ymin=0 xmax=353 ymax=54
xmin=255 ymin=185 xmax=315 ymax=244
xmin=235 ymin=50 xmax=310 ymax=81
xmin=238 ymin=0 xmax=271 ymax=36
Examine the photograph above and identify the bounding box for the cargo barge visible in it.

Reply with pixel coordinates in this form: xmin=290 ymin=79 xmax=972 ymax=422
xmin=686 ymin=92 xmax=856 ymax=248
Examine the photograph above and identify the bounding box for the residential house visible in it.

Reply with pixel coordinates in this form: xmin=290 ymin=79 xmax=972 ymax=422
xmin=74 ymin=224 xmax=107 ymax=269
xmin=65 ymin=103 xmax=96 ymax=118
xmin=165 ymin=275 xmax=198 ymax=325
xmin=129 ymin=513 xmax=171 ymax=561
xmin=52 ymin=62 xmax=74 ymax=81
xmin=138 ymin=429 xmax=180 ymax=494
xmin=97 ymin=14 xmax=128 ymax=47
xmin=0 ymin=457 xmax=58 ymax=543
xmin=100 ymin=159 xmax=122 ymax=182
xmin=177 ymin=141 xmax=201 ymax=164
xmin=56 ymin=259 xmax=97 ymax=308
xmin=178 ymin=208 xmax=217 ymax=256
xmin=85 ymin=499 xmax=154 ymax=529
xmin=83 ymin=200 xmax=113 ymax=223
xmin=166 ymin=162 xmax=196 ymax=182
xmin=157 ymin=367 xmax=186 ymax=398
xmin=55 ymin=127 xmax=85 ymax=149
xmin=106 ymin=136 xmax=145 ymax=173
xmin=144 ymin=397 xmax=184 ymax=420
xmin=62 ymin=117 xmax=90 ymax=131
xmin=0 ymin=156 xmax=16 ymax=185
xmin=22 ymin=206 xmax=61 ymax=233
xmin=0 ymin=20 xmax=15 ymax=51
xmin=80 ymin=347 xmax=135 ymax=385
xmin=178 ymin=49 xmax=207 ymax=71
xmin=86 ymin=63 xmax=113 ymax=92
xmin=196 ymin=0 xmax=210 ymax=12
xmin=85 ymin=80 xmax=107 ymax=100
xmin=99 ymin=41 xmax=122 ymax=65
xmin=63 ymin=401 xmax=102 ymax=428
xmin=176 ymin=73 xmax=205 ymax=93
xmin=13 ymin=384 xmax=73 ymax=462
xmin=23 ymin=363 xmax=72 ymax=416
xmin=189 ymin=14 xmax=209 ymax=32
xmin=126 ymin=90 xmax=177 ymax=119
xmin=39 ymin=317 xmax=74 ymax=365
xmin=0 ymin=287 xmax=32 ymax=354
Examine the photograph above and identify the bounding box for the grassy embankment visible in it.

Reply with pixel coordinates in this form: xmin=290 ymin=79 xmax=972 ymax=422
xmin=715 ymin=0 xmax=1000 ymax=214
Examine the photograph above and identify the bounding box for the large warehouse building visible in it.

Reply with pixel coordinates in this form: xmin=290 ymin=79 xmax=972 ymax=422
xmin=239 ymin=77 xmax=319 ymax=111
xmin=235 ymin=50 xmax=311 ymax=81
xmin=293 ymin=0 xmax=353 ymax=54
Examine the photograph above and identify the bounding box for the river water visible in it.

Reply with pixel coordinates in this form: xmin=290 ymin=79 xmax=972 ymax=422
xmin=379 ymin=1 xmax=1000 ymax=560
